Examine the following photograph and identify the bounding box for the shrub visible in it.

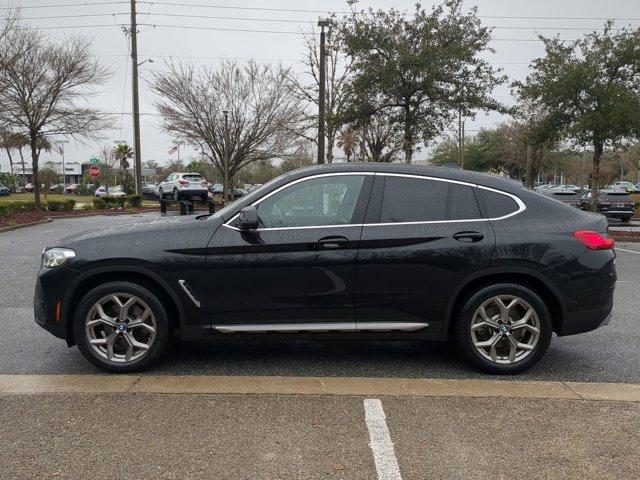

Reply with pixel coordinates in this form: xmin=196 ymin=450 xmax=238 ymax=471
xmin=0 ymin=201 xmax=37 ymax=216
xmin=81 ymin=203 xmax=94 ymax=211
xmin=52 ymin=185 xmax=64 ymax=195
xmin=125 ymin=194 xmax=142 ymax=207
xmin=92 ymin=197 xmax=107 ymax=210
xmin=46 ymin=199 xmax=76 ymax=212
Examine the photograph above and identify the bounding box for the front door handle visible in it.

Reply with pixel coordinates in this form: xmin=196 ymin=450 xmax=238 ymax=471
xmin=453 ymin=231 xmax=484 ymax=243
xmin=316 ymin=235 xmax=349 ymax=249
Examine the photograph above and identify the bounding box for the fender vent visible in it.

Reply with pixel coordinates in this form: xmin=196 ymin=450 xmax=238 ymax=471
xmin=178 ymin=280 xmax=200 ymax=308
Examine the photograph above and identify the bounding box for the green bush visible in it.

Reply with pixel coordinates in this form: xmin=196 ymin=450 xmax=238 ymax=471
xmin=81 ymin=203 xmax=94 ymax=211
xmin=125 ymin=194 xmax=142 ymax=207
xmin=46 ymin=199 xmax=76 ymax=212
xmin=92 ymin=197 xmax=107 ymax=210
xmin=0 ymin=200 xmax=37 ymax=216
xmin=52 ymin=185 xmax=64 ymax=195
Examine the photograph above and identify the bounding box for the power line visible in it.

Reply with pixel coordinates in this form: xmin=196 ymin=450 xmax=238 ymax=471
xmin=0 ymin=1 xmax=130 ymax=9
xmin=23 ymin=13 xmax=128 ymax=20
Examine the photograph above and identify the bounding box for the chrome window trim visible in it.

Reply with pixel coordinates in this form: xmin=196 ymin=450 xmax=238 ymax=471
xmin=222 ymin=171 xmax=526 ymax=232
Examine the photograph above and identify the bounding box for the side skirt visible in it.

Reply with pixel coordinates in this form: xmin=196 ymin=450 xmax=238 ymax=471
xmin=213 ymin=321 xmax=429 ymax=334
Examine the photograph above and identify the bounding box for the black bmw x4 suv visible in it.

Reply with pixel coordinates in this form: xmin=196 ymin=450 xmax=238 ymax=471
xmin=35 ymin=164 xmax=616 ymax=374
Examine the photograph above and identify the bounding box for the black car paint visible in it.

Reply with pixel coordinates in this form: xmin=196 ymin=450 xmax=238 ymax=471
xmin=35 ymin=163 xmax=615 ymax=347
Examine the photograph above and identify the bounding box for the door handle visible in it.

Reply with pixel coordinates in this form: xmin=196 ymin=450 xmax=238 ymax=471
xmin=316 ymin=235 xmax=349 ymax=249
xmin=453 ymin=231 xmax=484 ymax=243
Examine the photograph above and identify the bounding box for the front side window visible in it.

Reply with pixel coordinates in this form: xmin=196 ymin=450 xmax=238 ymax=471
xmin=255 ymin=175 xmax=365 ymax=228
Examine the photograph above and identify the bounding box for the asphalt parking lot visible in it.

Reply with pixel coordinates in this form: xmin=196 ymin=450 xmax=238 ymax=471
xmin=2 ymin=214 xmax=640 ymax=480
xmin=1 ymin=213 xmax=640 ymax=382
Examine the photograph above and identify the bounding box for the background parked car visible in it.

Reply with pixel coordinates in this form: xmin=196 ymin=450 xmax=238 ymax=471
xmin=94 ymin=186 xmax=126 ymax=198
xmin=0 ymin=183 xmax=10 ymax=196
xmin=158 ymin=172 xmax=209 ymax=202
xmin=609 ymin=181 xmax=639 ymax=193
xmin=65 ymin=184 xmax=79 ymax=194
xmin=538 ymin=187 xmax=581 ymax=207
xmin=208 ymin=183 xmax=248 ymax=199
xmin=24 ymin=183 xmax=34 ymax=193
xmin=141 ymin=183 xmax=159 ymax=200
xmin=579 ymin=189 xmax=636 ymax=221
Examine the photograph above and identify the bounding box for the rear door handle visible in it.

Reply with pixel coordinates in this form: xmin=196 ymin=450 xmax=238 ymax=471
xmin=316 ymin=235 xmax=349 ymax=249
xmin=453 ymin=231 xmax=484 ymax=243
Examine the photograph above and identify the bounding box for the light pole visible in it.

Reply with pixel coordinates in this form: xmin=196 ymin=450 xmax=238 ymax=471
xmin=222 ymin=110 xmax=230 ymax=205
xmin=56 ymin=140 xmax=69 ymax=191
xmin=317 ymin=19 xmax=330 ymax=165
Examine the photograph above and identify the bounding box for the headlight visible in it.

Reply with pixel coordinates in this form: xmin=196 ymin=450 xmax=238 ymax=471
xmin=41 ymin=248 xmax=76 ymax=268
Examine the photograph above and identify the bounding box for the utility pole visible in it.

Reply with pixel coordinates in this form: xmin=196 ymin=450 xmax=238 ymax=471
xmin=317 ymin=19 xmax=330 ymax=165
xmin=223 ymin=110 xmax=230 ymax=206
xmin=130 ymin=0 xmax=142 ymax=195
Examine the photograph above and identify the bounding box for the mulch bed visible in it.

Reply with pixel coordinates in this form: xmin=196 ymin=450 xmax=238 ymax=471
xmin=0 ymin=206 xmax=159 ymax=230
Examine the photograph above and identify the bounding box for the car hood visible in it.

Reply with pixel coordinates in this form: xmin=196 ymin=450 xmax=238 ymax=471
xmin=48 ymin=215 xmax=221 ymax=253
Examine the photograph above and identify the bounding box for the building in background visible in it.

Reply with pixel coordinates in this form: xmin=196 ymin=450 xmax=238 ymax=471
xmin=0 ymin=157 xmax=83 ymax=184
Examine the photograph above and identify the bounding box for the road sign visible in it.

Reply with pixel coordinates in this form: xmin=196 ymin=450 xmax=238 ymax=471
xmin=88 ymin=166 xmax=101 ymax=178
xmin=89 ymin=157 xmax=100 ymax=165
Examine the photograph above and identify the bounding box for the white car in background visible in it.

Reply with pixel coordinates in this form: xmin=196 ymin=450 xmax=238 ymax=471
xmin=94 ymin=186 xmax=126 ymax=198
xmin=157 ymin=172 xmax=209 ymax=202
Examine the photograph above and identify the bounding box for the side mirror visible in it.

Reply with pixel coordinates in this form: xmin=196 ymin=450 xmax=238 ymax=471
xmin=237 ymin=206 xmax=259 ymax=231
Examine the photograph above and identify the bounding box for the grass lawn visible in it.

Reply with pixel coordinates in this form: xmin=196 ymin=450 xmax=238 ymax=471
xmin=0 ymin=193 xmax=95 ymax=204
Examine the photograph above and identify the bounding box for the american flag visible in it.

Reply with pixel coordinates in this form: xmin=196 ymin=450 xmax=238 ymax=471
xmin=168 ymin=145 xmax=178 ymax=155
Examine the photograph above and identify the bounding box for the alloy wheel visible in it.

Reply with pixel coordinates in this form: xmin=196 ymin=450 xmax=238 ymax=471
xmin=470 ymin=295 xmax=540 ymax=364
xmin=85 ymin=293 xmax=156 ymax=363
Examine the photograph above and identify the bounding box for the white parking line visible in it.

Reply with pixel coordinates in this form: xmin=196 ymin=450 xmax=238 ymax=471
xmin=616 ymin=247 xmax=640 ymax=255
xmin=364 ymin=399 xmax=403 ymax=480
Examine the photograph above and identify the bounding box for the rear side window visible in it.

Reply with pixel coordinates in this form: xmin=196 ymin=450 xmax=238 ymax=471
xmin=478 ymin=188 xmax=519 ymax=218
xmin=379 ymin=176 xmax=482 ymax=222
xmin=449 ymin=184 xmax=482 ymax=220
xmin=380 ymin=177 xmax=449 ymax=222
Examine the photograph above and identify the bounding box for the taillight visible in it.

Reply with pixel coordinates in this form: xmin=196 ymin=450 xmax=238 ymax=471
xmin=201 ymin=181 xmax=208 ymax=187
xmin=178 ymin=179 xmax=190 ymax=185
xmin=574 ymin=230 xmax=615 ymax=250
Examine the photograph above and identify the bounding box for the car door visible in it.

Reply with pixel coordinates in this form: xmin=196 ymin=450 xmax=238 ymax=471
xmin=206 ymin=173 xmax=373 ymax=331
xmin=355 ymin=173 xmax=496 ymax=333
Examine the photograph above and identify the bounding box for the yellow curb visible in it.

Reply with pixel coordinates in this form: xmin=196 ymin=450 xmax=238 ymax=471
xmin=3 ymin=374 xmax=640 ymax=401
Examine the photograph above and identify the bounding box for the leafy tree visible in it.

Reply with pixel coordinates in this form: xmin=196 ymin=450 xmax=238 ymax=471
xmin=516 ymin=23 xmax=640 ymax=208
xmin=113 ymin=143 xmax=134 ymax=193
xmin=339 ymin=0 xmax=505 ymax=163
xmin=0 ymin=23 xmax=112 ymax=209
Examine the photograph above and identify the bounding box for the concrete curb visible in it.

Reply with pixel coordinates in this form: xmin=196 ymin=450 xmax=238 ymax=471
xmin=0 ymin=218 xmax=52 ymax=233
xmin=1 ymin=374 xmax=639 ymax=402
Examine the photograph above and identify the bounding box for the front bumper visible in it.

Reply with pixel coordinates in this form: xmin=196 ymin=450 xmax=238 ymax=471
xmin=34 ymin=266 xmax=81 ymax=342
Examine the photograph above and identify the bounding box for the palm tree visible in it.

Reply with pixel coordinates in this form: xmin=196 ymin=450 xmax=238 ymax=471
xmin=113 ymin=143 xmax=134 ymax=192
xmin=337 ymin=129 xmax=358 ymax=162
xmin=0 ymin=130 xmax=16 ymax=175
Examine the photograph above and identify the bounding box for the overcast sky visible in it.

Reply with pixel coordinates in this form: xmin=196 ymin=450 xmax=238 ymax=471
xmin=2 ymin=0 xmax=639 ymax=168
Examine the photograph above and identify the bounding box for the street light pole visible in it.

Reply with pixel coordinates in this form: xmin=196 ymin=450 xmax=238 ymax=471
xmin=130 ymin=0 xmax=142 ymax=195
xmin=223 ymin=110 xmax=230 ymax=206
xmin=317 ymin=19 xmax=330 ymax=165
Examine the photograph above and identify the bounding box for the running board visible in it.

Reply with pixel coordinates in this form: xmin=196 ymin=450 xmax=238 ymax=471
xmin=213 ymin=322 xmax=429 ymax=334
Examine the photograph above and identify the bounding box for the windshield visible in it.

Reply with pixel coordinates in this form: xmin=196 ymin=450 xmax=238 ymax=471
xmin=183 ymin=174 xmax=204 ymax=182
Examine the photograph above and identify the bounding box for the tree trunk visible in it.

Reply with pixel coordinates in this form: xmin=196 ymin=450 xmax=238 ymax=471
xmin=590 ymin=141 xmax=603 ymax=212
xmin=524 ymin=146 xmax=534 ymax=188
xmin=30 ymin=133 xmax=42 ymax=210
xmin=326 ymin=130 xmax=335 ymax=164
xmin=18 ymin=148 xmax=26 ymax=182
xmin=403 ymin=107 xmax=413 ymax=164
xmin=5 ymin=148 xmax=14 ymax=176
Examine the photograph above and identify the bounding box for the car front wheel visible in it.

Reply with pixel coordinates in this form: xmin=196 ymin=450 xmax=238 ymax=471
xmin=455 ymin=283 xmax=552 ymax=374
xmin=73 ymin=282 xmax=171 ymax=372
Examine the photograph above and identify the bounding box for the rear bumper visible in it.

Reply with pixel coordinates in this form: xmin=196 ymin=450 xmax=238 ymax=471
xmin=556 ymin=299 xmax=613 ymax=336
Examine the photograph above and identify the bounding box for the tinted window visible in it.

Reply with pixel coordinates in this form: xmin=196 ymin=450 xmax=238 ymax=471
xmin=450 ymin=184 xmax=482 ymax=220
xmin=256 ymin=175 xmax=365 ymax=228
xmin=604 ymin=192 xmax=632 ymax=200
xmin=478 ymin=188 xmax=519 ymax=218
xmin=380 ymin=177 xmax=449 ymax=222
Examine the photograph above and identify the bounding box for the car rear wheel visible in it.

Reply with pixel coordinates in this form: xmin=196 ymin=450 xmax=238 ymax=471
xmin=73 ymin=282 xmax=170 ymax=373
xmin=173 ymin=188 xmax=179 ymax=201
xmin=455 ymin=283 xmax=552 ymax=374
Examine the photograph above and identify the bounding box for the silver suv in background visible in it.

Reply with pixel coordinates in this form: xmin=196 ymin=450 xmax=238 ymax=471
xmin=158 ymin=172 xmax=209 ymax=202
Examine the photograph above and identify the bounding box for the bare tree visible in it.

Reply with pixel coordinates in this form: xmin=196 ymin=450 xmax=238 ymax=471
xmin=0 ymin=25 xmax=112 ymax=209
xmin=151 ymin=60 xmax=304 ymax=198
xmin=286 ymin=28 xmax=353 ymax=163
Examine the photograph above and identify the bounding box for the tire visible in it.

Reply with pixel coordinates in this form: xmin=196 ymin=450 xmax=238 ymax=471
xmin=73 ymin=282 xmax=171 ymax=373
xmin=455 ymin=283 xmax=552 ymax=374
xmin=173 ymin=188 xmax=179 ymax=201
xmin=200 ymin=193 xmax=208 ymax=205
